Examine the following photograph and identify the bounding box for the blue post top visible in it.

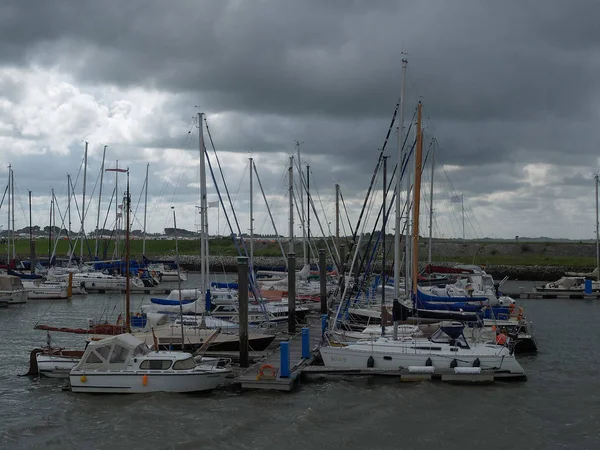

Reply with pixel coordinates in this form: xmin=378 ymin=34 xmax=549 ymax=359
xmin=301 ymin=327 xmax=310 ymax=359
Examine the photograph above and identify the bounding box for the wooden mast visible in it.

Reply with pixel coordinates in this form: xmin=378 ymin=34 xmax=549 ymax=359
xmin=411 ymin=102 xmax=423 ymax=298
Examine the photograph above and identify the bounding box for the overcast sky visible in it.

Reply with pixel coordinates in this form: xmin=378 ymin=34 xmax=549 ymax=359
xmin=1 ymin=0 xmax=599 ymax=244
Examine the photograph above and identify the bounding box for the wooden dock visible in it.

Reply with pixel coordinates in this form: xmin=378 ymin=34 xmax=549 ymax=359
xmin=300 ymin=366 xmax=495 ymax=384
xmin=504 ymin=291 xmax=600 ymax=300
xmin=234 ymin=320 xmax=323 ymax=391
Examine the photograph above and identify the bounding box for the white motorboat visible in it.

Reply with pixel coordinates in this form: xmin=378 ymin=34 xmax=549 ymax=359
xmin=320 ymin=323 xmax=526 ymax=380
xmin=148 ymin=263 xmax=188 ymax=282
xmin=0 ymin=274 xmax=28 ymax=304
xmin=534 ymin=276 xmax=600 ymax=293
xmin=22 ymin=280 xmax=69 ymax=300
xmin=69 ymin=333 xmax=231 ymax=393
xmin=62 ymin=272 xmax=144 ymax=292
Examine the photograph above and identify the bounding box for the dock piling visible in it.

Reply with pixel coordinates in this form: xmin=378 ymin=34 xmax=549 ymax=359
xmin=237 ymin=256 xmax=249 ymax=368
xmin=585 ymin=279 xmax=592 ymax=295
xmin=280 ymin=341 xmax=290 ymax=378
xmin=288 ymin=252 xmax=296 ymax=334
xmin=301 ymin=327 xmax=310 ymax=358
xmin=319 ymin=249 xmax=327 ymax=314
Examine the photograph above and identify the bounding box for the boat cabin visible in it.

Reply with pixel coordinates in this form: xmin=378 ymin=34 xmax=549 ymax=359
xmin=0 ymin=274 xmax=25 ymax=291
xmin=429 ymin=325 xmax=470 ymax=349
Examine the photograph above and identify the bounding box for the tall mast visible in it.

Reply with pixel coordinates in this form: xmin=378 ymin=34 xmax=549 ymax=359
xmin=594 ymin=174 xmax=600 ymax=281
xmin=80 ymin=141 xmax=88 ymax=263
xmin=106 ymin=166 xmax=130 ymax=330
xmin=198 ymin=112 xmax=207 ymax=294
xmin=335 ymin=183 xmax=340 ymax=260
xmin=11 ymin=165 xmax=15 ymax=261
xmin=249 ymin=157 xmax=254 ymax=272
xmin=95 ymin=145 xmax=107 ymax=258
xmin=142 ymin=163 xmax=149 ymax=257
xmin=306 ymin=165 xmax=310 ymax=263
xmin=296 ymin=141 xmax=307 ymax=265
xmin=29 ymin=190 xmax=34 ymax=274
xmin=381 ymin=155 xmax=388 ymax=333
xmin=115 ymin=160 xmax=119 ymax=258
xmin=428 ymin=138 xmax=435 ymax=268
xmin=411 ymin=102 xmax=423 ymax=298
xmin=67 ymin=174 xmax=71 ymax=236
xmin=288 ymin=155 xmax=294 ymax=254
xmin=48 ymin=191 xmax=53 ymax=264
xmin=172 ymin=207 xmax=185 ymax=350
xmin=394 ymin=58 xmax=407 ymax=300
xmin=125 ymin=169 xmax=130 ymax=332
xmin=6 ymin=164 xmax=11 ymax=266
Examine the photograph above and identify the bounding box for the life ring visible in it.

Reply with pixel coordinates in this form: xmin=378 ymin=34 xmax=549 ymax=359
xmin=256 ymin=364 xmax=277 ymax=380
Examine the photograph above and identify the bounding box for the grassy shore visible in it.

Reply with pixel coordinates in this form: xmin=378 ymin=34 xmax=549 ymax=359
xmin=2 ymin=237 xmax=596 ymax=268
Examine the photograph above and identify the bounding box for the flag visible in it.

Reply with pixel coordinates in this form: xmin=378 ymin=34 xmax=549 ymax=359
xmin=208 ymin=201 xmax=219 ymax=208
xmin=450 ymin=194 xmax=463 ymax=203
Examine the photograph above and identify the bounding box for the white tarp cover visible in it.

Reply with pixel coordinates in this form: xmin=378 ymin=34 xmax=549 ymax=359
xmin=75 ymin=333 xmax=149 ymax=370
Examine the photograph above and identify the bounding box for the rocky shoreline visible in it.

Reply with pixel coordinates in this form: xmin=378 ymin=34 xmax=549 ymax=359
xmin=176 ymin=254 xmax=582 ymax=281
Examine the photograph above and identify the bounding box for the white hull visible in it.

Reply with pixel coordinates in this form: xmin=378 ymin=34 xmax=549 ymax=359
xmin=71 ymin=273 xmax=144 ymax=291
xmin=320 ymin=338 xmax=526 ymax=379
xmin=0 ymin=290 xmax=27 ymax=304
xmin=69 ymin=369 xmax=229 ymax=393
xmin=36 ymin=354 xmax=80 ymax=378
xmin=27 ymin=288 xmax=69 ymax=300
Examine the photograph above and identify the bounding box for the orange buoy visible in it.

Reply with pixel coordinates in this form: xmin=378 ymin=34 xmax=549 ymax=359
xmin=495 ymin=333 xmax=507 ymax=345
xmin=142 ymin=374 xmax=148 ymax=386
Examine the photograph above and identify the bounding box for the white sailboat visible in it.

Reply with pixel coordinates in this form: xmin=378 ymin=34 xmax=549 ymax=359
xmin=320 ymin=99 xmax=526 ymax=380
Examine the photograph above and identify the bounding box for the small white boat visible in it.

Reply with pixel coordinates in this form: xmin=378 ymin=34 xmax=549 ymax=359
xmin=36 ymin=350 xmax=84 ymax=378
xmin=0 ymin=274 xmax=28 ymax=304
xmin=69 ymin=333 xmax=231 ymax=393
xmin=23 ymin=280 xmax=69 ymax=300
xmin=534 ymin=276 xmax=600 ymax=293
xmin=64 ymin=272 xmax=144 ymax=292
xmin=148 ymin=263 xmax=188 ymax=282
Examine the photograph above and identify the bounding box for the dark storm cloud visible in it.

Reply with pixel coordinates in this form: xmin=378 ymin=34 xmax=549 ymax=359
xmin=2 ymin=0 xmax=600 ymax=237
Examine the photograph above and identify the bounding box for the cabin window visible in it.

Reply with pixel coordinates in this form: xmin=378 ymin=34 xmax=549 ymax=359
xmin=140 ymin=360 xmax=172 ymax=370
xmin=94 ymin=345 xmax=111 ymax=361
xmin=85 ymin=350 xmax=104 ymax=364
xmin=109 ymin=345 xmax=130 ymax=363
xmin=172 ymin=357 xmax=196 ymax=370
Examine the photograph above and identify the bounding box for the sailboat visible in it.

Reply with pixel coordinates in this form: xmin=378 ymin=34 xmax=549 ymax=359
xmin=320 ymin=99 xmax=527 ymax=380
xmin=68 ymin=168 xmax=231 ymax=393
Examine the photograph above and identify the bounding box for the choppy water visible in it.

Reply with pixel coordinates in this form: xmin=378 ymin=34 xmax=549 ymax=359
xmin=1 ymin=278 xmax=599 ymax=450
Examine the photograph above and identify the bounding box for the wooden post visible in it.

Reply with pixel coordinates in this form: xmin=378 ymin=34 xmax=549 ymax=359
xmin=287 ymin=253 xmax=296 ymax=334
xmin=319 ymin=249 xmax=327 ymax=314
xmin=237 ymin=256 xmax=249 ymax=368
xmin=67 ymin=272 xmax=73 ymax=298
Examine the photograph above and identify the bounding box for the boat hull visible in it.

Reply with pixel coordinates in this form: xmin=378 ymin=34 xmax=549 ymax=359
xmin=320 ymin=341 xmax=526 ymax=380
xmin=36 ymin=353 xmax=82 ymax=378
xmin=69 ymin=369 xmax=229 ymax=393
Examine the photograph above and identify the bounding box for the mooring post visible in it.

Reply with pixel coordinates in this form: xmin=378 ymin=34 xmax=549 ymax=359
xmin=321 ymin=314 xmax=328 ymax=336
xmin=301 ymin=327 xmax=310 ymax=358
xmin=319 ymin=249 xmax=327 ymax=314
xmin=237 ymin=256 xmax=249 ymax=368
xmin=67 ymin=272 xmax=73 ymax=298
xmin=288 ymin=252 xmax=296 ymax=334
xmin=280 ymin=341 xmax=290 ymax=377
